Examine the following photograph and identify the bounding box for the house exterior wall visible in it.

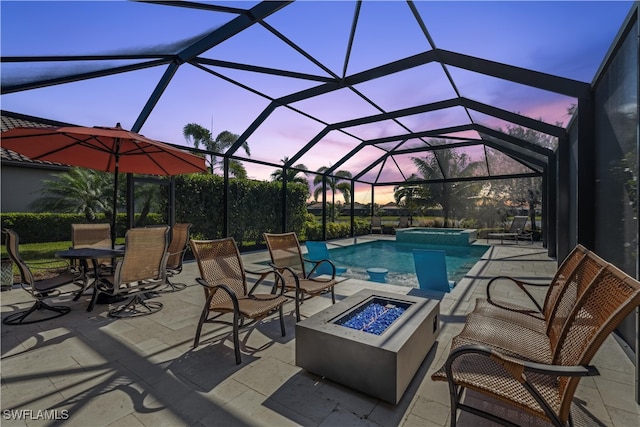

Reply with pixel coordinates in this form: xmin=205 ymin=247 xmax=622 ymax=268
xmin=1 ymin=163 xmax=66 ymax=212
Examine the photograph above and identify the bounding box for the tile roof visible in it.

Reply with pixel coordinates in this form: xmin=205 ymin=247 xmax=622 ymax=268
xmin=1 ymin=110 xmax=75 ymax=167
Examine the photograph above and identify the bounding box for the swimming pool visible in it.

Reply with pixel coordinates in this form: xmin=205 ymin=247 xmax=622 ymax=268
xmin=320 ymin=240 xmax=489 ymax=287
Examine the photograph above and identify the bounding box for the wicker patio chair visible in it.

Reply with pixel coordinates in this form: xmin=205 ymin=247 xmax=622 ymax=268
xmin=89 ymin=226 xmax=169 ymax=318
xmin=471 ymin=244 xmax=590 ymax=333
xmin=2 ymin=228 xmax=77 ymax=325
xmin=432 ymin=251 xmax=640 ymax=427
xmin=160 ymin=223 xmax=192 ymax=292
xmin=190 ymin=237 xmax=288 ymax=364
xmin=263 ymin=232 xmax=338 ymax=322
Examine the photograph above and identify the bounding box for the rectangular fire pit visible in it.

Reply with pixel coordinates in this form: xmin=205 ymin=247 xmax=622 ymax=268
xmin=295 ymin=289 xmax=440 ymax=404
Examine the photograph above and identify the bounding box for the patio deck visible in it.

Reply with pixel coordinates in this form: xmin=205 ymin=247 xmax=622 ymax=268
xmin=1 ymin=239 xmax=638 ymax=426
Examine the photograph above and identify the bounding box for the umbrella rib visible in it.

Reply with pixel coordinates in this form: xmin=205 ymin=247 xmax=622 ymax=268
xmin=117 ymin=143 xmax=206 ymax=175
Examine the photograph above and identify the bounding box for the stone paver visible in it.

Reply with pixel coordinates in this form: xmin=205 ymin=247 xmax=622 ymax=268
xmin=1 ymin=239 xmax=638 ymax=426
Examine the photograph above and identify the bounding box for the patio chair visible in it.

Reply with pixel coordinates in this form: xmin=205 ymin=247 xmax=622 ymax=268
xmin=472 ymin=244 xmax=590 ymax=333
xmin=264 ymin=232 xmax=338 ymax=322
xmin=487 ymin=215 xmax=533 ymax=244
xmin=71 ymin=223 xmax=112 ymax=268
xmin=371 ymin=216 xmax=383 ymax=234
xmin=190 ymin=237 xmax=288 ymax=364
xmin=160 ymin=223 xmax=192 ymax=292
xmin=89 ymin=226 xmax=169 ymax=318
xmin=397 ymin=216 xmax=410 ymax=229
xmin=70 ymin=223 xmax=113 ymax=299
xmin=2 ymin=228 xmax=76 ymax=325
xmin=305 ymin=241 xmax=347 ymax=277
xmin=413 ymin=249 xmax=455 ymax=292
xmin=432 ymin=250 xmax=640 ymax=427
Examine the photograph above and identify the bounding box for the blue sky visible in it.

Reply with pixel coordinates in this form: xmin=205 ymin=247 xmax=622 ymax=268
xmin=1 ymin=0 xmax=635 ymax=203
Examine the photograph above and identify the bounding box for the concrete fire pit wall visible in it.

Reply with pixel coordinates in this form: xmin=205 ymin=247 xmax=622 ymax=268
xmin=295 ymin=289 xmax=440 ymax=404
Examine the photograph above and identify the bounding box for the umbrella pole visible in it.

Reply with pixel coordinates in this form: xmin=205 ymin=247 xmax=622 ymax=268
xmin=112 ymin=152 xmax=119 ymax=249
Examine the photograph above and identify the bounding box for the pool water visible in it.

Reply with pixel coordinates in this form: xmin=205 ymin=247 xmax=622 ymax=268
xmin=317 ymin=240 xmax=489 ymax=288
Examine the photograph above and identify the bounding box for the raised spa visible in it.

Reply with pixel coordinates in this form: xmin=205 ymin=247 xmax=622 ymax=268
xmin=296 ymin=289 xmax=440 ymax=404
xmin=396 ymin=227 xmax=477 ymax=245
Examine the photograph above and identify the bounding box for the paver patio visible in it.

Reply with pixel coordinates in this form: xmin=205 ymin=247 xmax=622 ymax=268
xmin=1 ymin=238 xmax=638 ymax=426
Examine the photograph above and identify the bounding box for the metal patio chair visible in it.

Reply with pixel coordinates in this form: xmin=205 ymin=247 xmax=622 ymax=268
xmin=70 ymin=223 xmax=113 ymax=298
xmin=90 ymin=226 xmax=169 ymax=318
xmin=160 ymin=223 xmax=192 ymax=292
xmin=370 ymin=216 xmax=383 ymax=234
xmin=487 ymin=215 xmax=533 ymax=244
xmin=2 ymin=228 xmax=76 ymax=325
xmin=190 ymin=237 xmax=288 ymax=364
xmin=264 ymin=232 xmax=339 ymax=322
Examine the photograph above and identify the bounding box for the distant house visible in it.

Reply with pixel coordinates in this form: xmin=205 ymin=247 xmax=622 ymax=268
xmin=379 ymin=202 xmax=409 ymax=216
xmin=1 ymin=111 xmax=73 ymax=212
xmin=340 ymin=202 xmax=369 ymax=216
xmin=306 ymin=202 xmax=324 ymax=215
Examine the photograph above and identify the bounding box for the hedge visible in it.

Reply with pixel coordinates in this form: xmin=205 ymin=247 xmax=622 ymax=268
xmin=0 ymin=213 xmax=164 ymax=244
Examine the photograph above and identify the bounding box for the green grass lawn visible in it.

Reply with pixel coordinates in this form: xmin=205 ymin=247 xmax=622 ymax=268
xmin=1 ymin=239 xmax=126 ymax=280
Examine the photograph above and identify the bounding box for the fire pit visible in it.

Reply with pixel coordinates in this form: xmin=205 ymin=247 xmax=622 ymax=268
xmin=295 ymin=289 xmax=440 ymax=404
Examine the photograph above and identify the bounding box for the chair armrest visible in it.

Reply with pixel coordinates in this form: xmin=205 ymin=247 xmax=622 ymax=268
xmin=486 ymin=275 xmax=548 ymax=313
xmin=268 ymin=262 xmax=306 ymax=291
xmin=245 ymin=268 xmax=287 ymax=296
xmin=446 ymin=344 xmax=600 ymax=378
xmin=303 ymin=257 xmax=337 ymax=280
xmin=197 ymin=278 xmax=241 ymax=312
xmin=444 ymin=343 xmax=599 ymax=424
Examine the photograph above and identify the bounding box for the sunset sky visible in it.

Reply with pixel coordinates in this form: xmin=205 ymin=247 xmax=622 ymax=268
xmin=1 ymin=1 xmax=634 ymax=203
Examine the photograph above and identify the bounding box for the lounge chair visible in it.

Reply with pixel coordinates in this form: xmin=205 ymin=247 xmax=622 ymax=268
xmin=2 ymin=228 xmax=76 ymax=325
xmin=160 ymin=223 xmax=192 ymax=292
xmin=370 ymin=216 xmax=382 ymax=234
xmin=90 ymin=226 xmax=169 ymax=318
xmin=397 ymin=216 xmax=410 ymax=229
xmin=305 ymin=241 xmax=347 ymax=277
xmin=413 ymin=249 xmax=455 ymax=292
xmin=487 ymin=215 xmax=533 ymax=244
xmin=190 ymin=237 xmax=288 ymax=364
xmin=432 ymin=250 xmax=640 ymax=427
xmin=264 ymin=232 xmax=338 ymax=322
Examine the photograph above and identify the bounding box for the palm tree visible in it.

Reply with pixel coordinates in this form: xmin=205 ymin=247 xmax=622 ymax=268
xmin=393 ymin=174 xmax=425 ymax=224
xmin=182 ymin=123 xmax=251 ymax=177
xmin=29 ymin=167 xmax=115 ymax=220
xmin=412 ymin=147 xmax=481 ymax=227
xmin=313 ymin=166 xmax=352 ymax=204
xmin=270 ymin=157 xmax=309 ymax=188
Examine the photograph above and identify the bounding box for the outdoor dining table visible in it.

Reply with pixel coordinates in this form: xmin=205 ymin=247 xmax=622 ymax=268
xmin=55 ymin=247 xmax=125 ymax=310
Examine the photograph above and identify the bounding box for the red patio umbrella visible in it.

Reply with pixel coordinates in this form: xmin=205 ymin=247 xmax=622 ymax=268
xmin=1 ymin=123 xmax=207 ymax=245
